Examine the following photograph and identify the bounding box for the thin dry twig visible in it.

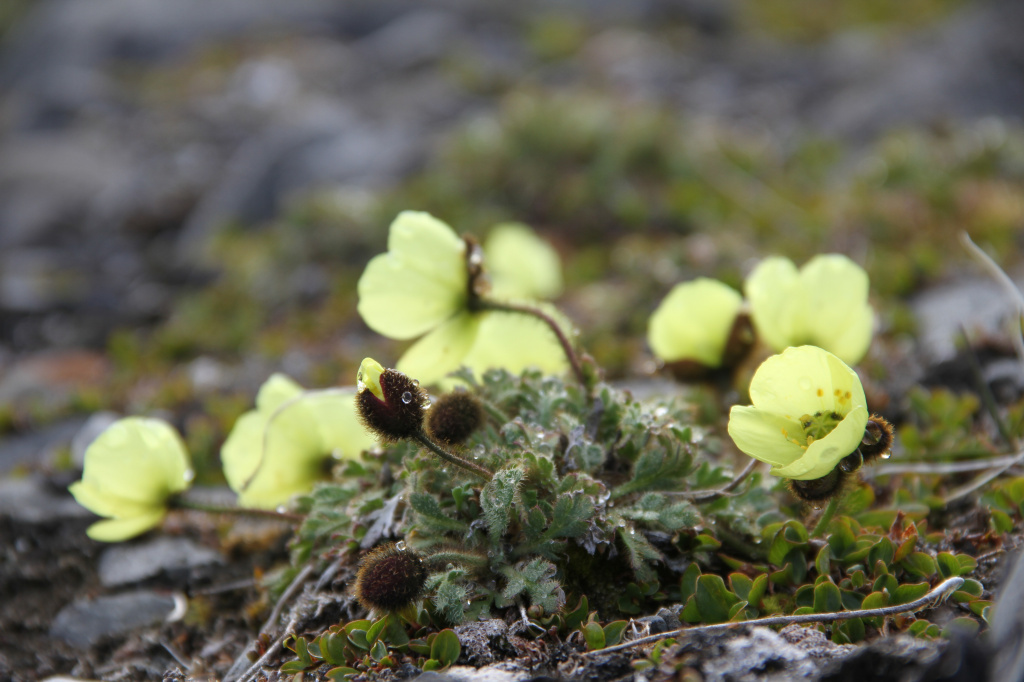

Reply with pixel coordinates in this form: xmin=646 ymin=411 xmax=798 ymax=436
xmin=867 ymin=454 xmax=1023 ymax=477
xmin=960 ymin=231 xmax=1024 ymax=371
xmin=584 ymin=577 xmax=964 ymax=656
xmin=261 ymin=563 xmax=315 ymax=636
xmin=236 ymin=615 xmax=299 ymax=682
xmin=675 ymin=458 xmax=759 ymax=501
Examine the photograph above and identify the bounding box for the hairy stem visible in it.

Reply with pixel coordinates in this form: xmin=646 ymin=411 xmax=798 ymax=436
xmin=172 ymin=498 xmax=305 ymax=523
xmin=810 ymin=495 xmax=841 ymax=538
xmin=414 ymin=429 xmax=494 ymax=481
xmin=477 ymin=298 xmax=587 ymax=390
xmin=586 ymin=577 xmax=965 ymax=656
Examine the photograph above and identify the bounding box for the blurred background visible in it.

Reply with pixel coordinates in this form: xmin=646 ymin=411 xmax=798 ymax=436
xmin=1 ymin=0 xmax=1024 ymax=473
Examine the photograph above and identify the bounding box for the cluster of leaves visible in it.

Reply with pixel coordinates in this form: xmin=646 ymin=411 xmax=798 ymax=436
xmin=281 ymin=614 xmax=460 ymax=679
xmin=290 ymin=368 xmax=991 ymax=649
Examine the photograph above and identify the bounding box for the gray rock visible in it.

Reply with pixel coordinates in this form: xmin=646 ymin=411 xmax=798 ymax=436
xmin=0 ymin=476 xmax=91 ymax=523
xmin=412 ymin=667 xmax=529 ymax=682
xmin=49 ymin=590 xmax=178 ymax=648
xmin=911 ymin=276 xmax=1023 ymax=362
xmin=353 ymin=10 xmax=461 ymax=72
xmin=98 ymin=536 xmax=225 ymax=588
xmin=0 ymin=418 xmax=87 ymax=474
xmin=702 ymin=627 xmax=820 ymax=681
xmin=453 ymin=620 xmax=516 ymax=667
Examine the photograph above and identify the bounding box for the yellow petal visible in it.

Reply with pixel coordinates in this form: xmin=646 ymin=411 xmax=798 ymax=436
xmin=485 ymin=223 xmax=563 ymax=300
xmin=745 ymin=256 xmax=801 ymax=354
xmin=648 ymin=278 xmax=743 ymax=366
xmin=727 ymin=405 xmax=806 ymax=468
xmin=747 ymin=346 xmax=865 ymax=422
xmin=773 ymin=405 xmax=868 ymax=480
xmin=76 ymin=417 xmax=192 ymax=506
xmin=461 ymin=305 xmax=570 ymax=379
xmin=357 ymin=212 xmax=467 ymax=340
xmin=69 ymin=480 xmax=157 ymax=519
xmin=396 ymin=312 xmax=481 ymax=385
xmin=255 ymin=373 xmax=304 ymax=412
xmin=85 ymin=508 xmax=166 ymax=542
xmin=357 ymin=358 xmax=386 ymax=400
xmin=798 ymin=255 xmax=873 ymax=365
xmin=299 ymin=388 xmax=378 ymax=460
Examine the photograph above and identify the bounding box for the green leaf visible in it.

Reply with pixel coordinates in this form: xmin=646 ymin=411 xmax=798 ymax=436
xmin=563 ymin=595 xmax=589 ymax=632
xmin=942 ymin=617 xmax=980 ymax=638
xmin=813 ymin=581 xmax=843 ymax=613
xmin=729 ymin=573 xmax=753 ymax=601
xmin=891 ymin=582 xmax=930 ymax=605
xmin=954 ymin=578 xmax=984 ymax=598
xmin=422 ymin=659 xmax=442 ymax=672
xmin=618 ymin=525 xmax=663 ymax=583
xmin=321 ymin=632 xmax=349 ymax=665
xmin=957 ymin=554 xmax=978 ymax=573
xmin=410 ymin=492 xmax=469 ymax=534
xmin=695 ymin=574 xmax=740 ymax=624
xmin=900 ymin=552 xmax=937 ymax=578
xmin=990 ymin=508 xmax=1013 ymax=533
xmin=481 ymin=467 xmax=523 ymax=540
xmin=680 ymin=563 xmax=701 ymax=602
xmin=433 ymin=576 xmax=469 ymax=625
xmin=430 ymin=629 xmax=461 ymax=667
xmin=326 ymin=667 xmax=359 ymax=680
xmin=768 ymin=521 xmax=808 ymax=567
xmin=603 ymin=621 xmax=629 ymax=647
xmin=867 ymin=537 xmax=895 ymax=566
xmin=370 ymin=640 xmax=388 ymax=662
xmin=936 ymin=552 xmax=961 ymax=579
xmin=837 ymin=617 xmax=865 ymax=643
xmin=747 ymin=574 xmax=768 ymax=609
xmin=815 ymin=545 xmax=831 ymax=577
xmin=612 ymin=445 xmax=693 ymax=498
xmin=366 ymin=618 xmax=388 ymax=646
xmin=582 ymin=621 xmax=605 ymax=650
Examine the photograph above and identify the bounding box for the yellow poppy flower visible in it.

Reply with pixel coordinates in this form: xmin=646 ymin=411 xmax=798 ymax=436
xmin=69 ymin=417 xmax=194 ymax=542
xmin=647 ymin=278 xmax=744 ymax=367
xmin=357 ymin=211 xmax=568 ymax=385
xmin=745 ymin=254 xmax=873 ymax=365
xmin=221 ymin=374 xmax=376 ymax=509
xmin=727 ymin=346 xmax=869 ymax=480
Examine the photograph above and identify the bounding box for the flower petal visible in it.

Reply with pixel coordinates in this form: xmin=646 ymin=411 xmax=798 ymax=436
xmin=648 ymin=278 xmax=743 ymax=366
xmin=358 ymin=212 xmax=467 ymax=340
xmin=255 ymin=373 xmax=304 ymax=412
xmin=746 ymin=256 xmax=801 ymax=354
xmin=485 ymin=223 xmax=563 ymax=300
xmin=461 ymin=305 xmax=570 ymax=378
xmin=69 ymin=480 xmax=158 ymax=519
xmin=727 ymin=405 xmax=806 ymax=467
xmin=299 ymin=388 xmax=378 ymax=460
xmin=773 ymin=405 xmax=869 ymax=480
xmin=396 ymin=312 xmax=481 ymax=385
xmin=748 ymin=346 xmax=865 ymax=421
xmin=85 ymin=509 xmax=165 ymax=542
xmin=796 ymin=255 xmax=872 ymax=365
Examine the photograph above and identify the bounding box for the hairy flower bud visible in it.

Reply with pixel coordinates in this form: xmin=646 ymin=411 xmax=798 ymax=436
xmin=426 ymin=390 xmax=483 ymax=446
xmin=354 ymin=541 xmax=428 ymax=613
xmin=858 ymin=415 xmax=894 ymax=463
xmin=356 ymin=358 xmax=428 ymax=442
xmin=788 ymin=466 xmax=848 ymax=503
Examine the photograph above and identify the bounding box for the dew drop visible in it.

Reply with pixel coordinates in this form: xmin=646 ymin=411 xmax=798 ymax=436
xmin=446 ymin=563 xmax=455 ymax=571
xmin=401 ymin=391 xmax=413 ymax=404
xmin=396 ymin=540 xmax=407 ymax=551
xmin=629 ymin=529 xmax=636 ymax=535
xmin=412 ymin=379 xmax=420 ymax=387
xmin=183 ymin=469 xmax=196 ymax=483
xmin=798 ymin=378 xmax=812 ymax=391
xmin=276 ymin=505 xmax=287 ymax=515
xmin=880 ymin=452 xmax=891 ymax=460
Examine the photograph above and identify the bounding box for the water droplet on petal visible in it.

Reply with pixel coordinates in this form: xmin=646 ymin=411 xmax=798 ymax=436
xmin=396 ymin=540 xmax=407 ymax=551
xmin=799 ymin=378 xmax=812 ymax=391
xmin=401 ymin=391 xmax=413 ymax=404
xmin=183 ymin=469 xmax=195 ymax=483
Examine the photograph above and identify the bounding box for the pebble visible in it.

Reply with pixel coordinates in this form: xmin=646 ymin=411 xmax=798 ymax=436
xmin=50 ymin=590 xmax=179 ymax=648
xmin=0 ymin=476 xmax=90 ymax=523
xmin=98 ymin=536 xmax=225 ymax=588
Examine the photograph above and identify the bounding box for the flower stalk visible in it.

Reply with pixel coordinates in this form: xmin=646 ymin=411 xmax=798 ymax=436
xmin=171 ymin=497 xmax=305 ymax=523
xmin=413 ymin=429 xmax=494 ymax=481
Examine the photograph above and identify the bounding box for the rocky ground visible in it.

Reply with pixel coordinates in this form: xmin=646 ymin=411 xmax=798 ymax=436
xmin=3 ymin=0 xmax=1024 ymax=680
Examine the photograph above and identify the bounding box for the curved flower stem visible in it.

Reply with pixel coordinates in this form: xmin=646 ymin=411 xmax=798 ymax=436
xmin=413 ymin=429 xmax=494 ymax=481
xmin=810 ymin=495 xmax=841 ymax=538
xmin=586 ymin=577 xmax=965 ymax=656
xmin=172 ymin=498 xmax=305 ymax=523
xmin=476 ymin=298 xmax=587 ymax=390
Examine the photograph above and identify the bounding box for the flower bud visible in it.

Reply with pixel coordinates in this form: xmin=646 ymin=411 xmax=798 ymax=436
xmin=426 ymin=390 xmax=483 ymax=447
xmin=356 ymin=358 xmax=428 ymax=442
xmin=858 ymin=415 xmax=894 ymax=463
xmin=354 ymin=542 xmax=428 ymax=613
xmin=788 ymin=467 xmax=848 ymax=503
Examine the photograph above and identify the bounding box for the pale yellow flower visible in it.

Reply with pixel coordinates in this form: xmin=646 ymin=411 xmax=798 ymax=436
xmin=357 ymin=211 xmax=567 ymax=385
xmin=727 ymin=346 xmax=869 ymax=480
xmin=221 ymin=374 xmax=376 ymax=509
xmin=69 ymin=417 xmax=193 ymax=542
xmin=746 ymin=255 xmax=873 ymax=365
xmin=647 ymin=278 xmax=743 ymax=367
